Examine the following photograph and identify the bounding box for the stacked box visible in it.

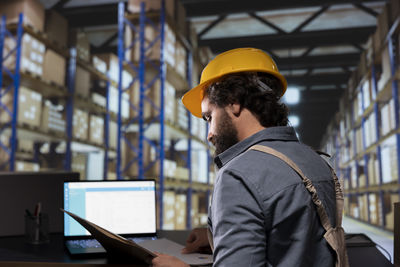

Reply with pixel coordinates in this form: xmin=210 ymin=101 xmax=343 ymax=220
xmin=367 ymin=153 xmax=380 ymax=186
xmin=123 ymin=132 xmax=152 ymax=177
xmin=127 ymin=23 xmax=176 ymax=66
xmin=191 ymin=150 xmax=208 ymax=183
xmin=163 ymin=191 xmax=176 ymax=230
xmin=384 ymin=192 xmax=400 ymax=230
xmin=380 ymin=99 xmax=396 ymax=136
xmin=358 ymin=194 xmax=368 ymax=221
xmin=175 ymin=98 xmax=188 ymax=130
xmin=3 ymin=33 xmax=45 ymax=76
xmin=73 ymin=109 xmax=89 ymax=140
xmin=175 ymin=41 xmax=186 ymax=78
xmin=128 ymin=0 xmax=176 ymax=19
xmin=72 ymin=152 xmax=87 ymax=180
xmin=364 ymin=113 xmax=377 ymax=148
xmin=358 ymin=174 xmax=366 ymax=188
xmin=381 ymin=135 xmax=398 ymax=183
xmin=176 ymin=166 xmax=189 ymax=180
xmin=164 ymin=82 xmax=176 ymax=123
xmin=69 ymin=29 xmax=90 ymax=62
xmin=361 ymin=79 xmax=371 ymax=109
xmin=369 ymin=193 xmax=382 ymax=225
xmin=175 ymin=194 xmax=187 ymax=230
xmin=89 ymin=115 xmax=104 ymax=145
xmin=110 ymin=85 xmax=130 ymax=119
xmin=91 ymin=93 xmax=106 ymax=107
xmin=96 ymin=53 xmax=120 ymax=83
xmin=45 ymin=10 xmax=68 ymax=47
xmin=75 ymin=66 xmax=91 ymax=98
xmin=18 ymin=139 xmax=34 ymax=153
xmin=377 ymin=47 xmax=391 ymax=92
xmin=191 ymin=193 xmax=200 ymax=227
xmin=0 ymin=86 xmax=42 ymax=127
xmin=92 ymin=56 xmax=107 ymax=75
xmin=15 ymin=161 xmax=39 ymax=171
xmin=41 ymin=100 xmax=66 ymax=133
xmin=0 ymin=0 xmax=45 ymax=32
xmin=377 ymin=3 xmax=391 ymax=44
xmin=109 ymin=121 xmax=118 ymax=149
xmin=355 ymin=127 xmax=363 ymax=154
xmin=42 ymin=49 xmax=66 ymax=86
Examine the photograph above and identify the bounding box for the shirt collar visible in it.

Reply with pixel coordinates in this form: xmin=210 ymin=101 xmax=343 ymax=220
xmin=214 ymin=126 xmax=298 ymax=168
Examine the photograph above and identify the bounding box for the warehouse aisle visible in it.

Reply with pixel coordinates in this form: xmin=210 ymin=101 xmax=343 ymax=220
xmin=343 ymin=216 xmax=394 ymax=263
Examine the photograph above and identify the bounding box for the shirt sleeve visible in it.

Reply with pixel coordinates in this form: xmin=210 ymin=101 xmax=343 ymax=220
xmin=210 ymin=168 xmax=266 ymax=267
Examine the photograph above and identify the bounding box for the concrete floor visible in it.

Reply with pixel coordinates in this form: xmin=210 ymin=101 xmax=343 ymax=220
xmin=343 ymin=216 xmax=394 ymax=263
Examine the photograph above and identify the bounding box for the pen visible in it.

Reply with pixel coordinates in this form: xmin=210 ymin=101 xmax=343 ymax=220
xmin=34 ymin=202 xmax=41 ymax=242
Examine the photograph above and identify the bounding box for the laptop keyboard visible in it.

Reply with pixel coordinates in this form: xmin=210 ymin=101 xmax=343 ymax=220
xmin=67 ymin=239 xmax=102 ymax=249
xmin=67 ymin=236 xmax=157 ymax=249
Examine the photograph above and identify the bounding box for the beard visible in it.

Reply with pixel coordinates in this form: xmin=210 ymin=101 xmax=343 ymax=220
xmin=212 ymin=110 xmax=239 ymax=156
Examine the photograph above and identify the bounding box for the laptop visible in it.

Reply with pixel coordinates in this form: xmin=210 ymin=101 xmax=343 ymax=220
xmin=63 ymin=179 xmax=157 ymax=256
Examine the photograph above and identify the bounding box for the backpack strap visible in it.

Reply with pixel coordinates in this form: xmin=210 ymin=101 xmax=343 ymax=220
xmin=248 ymin=145 xmax=335 ymax=232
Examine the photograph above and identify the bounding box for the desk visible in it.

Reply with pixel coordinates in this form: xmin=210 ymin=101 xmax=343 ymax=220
xmin=0 ymin=231 xmax=189 ymax=266
xmin=0 ymin=232 xmax=394 ymax=266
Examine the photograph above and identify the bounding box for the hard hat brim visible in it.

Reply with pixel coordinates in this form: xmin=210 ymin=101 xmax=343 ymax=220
xmin=182 ymin=70 xmax=287 ymax=118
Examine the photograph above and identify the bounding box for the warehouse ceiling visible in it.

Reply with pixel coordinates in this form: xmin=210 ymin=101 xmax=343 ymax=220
xmin=40 ymin=0 xmax=388 ymax=149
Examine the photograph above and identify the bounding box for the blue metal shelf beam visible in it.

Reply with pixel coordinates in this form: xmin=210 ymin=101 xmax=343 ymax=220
xmin=0 ymin=14 xmax=23 ymax=171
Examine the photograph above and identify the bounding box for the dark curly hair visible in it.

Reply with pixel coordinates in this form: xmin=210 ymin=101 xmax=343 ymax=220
xmin=203 ymin=72 xmax=289 ymax=127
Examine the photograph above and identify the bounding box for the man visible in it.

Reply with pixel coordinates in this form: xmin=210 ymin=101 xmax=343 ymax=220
xmin=152 ymin=48 xmax=337 ymax=266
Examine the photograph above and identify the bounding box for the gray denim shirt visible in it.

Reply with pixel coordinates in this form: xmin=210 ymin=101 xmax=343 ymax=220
xmin=208 ymin=126 xmax=336 ymax=267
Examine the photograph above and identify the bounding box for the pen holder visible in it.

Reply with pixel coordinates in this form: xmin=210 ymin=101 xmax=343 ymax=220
xmin=25 ymin=213 xmax=50 ymax=244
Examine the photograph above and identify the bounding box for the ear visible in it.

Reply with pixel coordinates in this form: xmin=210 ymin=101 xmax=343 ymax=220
xmin=230 ymin=103 xmax=241 ymax=117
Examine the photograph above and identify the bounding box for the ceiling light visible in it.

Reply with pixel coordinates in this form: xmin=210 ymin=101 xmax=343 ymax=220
xmin=283 ymin=87 xmax=300 ymax=104
xmin=288 ymin=115 xmax=300 ymax=127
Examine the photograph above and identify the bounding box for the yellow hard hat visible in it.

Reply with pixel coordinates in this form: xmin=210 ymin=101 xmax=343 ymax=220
xmin=182 ymin=47 xmax=287 ymax=118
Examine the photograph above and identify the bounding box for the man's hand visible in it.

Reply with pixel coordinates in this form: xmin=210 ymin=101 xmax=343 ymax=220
xmin=151 ymin=252 xmax=189 ymax=267
xmin=181 ymin=228 xmax=211 ymax=254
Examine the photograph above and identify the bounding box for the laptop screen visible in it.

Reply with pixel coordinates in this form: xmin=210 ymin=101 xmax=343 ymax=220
xmin=63 ymin=180 xmax=156 ymax=237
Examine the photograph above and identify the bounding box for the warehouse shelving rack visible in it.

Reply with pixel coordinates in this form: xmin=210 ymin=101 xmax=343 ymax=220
xmin=117 ymin=1 xmax=213 ymax=229
xmin=323 ymin=15 xmax=400 ymax=231
xmin=117 ymin=1 xmax=170 ymax=228
xmin=0 ymin=13 xmax=113 ymax=178
xmin=0 ymin=14 xmax=22 ymax=171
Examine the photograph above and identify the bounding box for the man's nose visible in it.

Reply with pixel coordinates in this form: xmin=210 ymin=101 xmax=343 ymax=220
xmin=207 ymin=131 xmax=213 ymax=143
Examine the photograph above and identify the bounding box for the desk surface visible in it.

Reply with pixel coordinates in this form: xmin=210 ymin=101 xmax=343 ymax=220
xmin=0 ymin=232 xmax=394 ymax=266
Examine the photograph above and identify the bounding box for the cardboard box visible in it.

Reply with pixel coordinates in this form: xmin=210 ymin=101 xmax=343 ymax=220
xmin=175 ymin=41 xmax=187 ymax=78
xmin=42 ymin=49 xmax=66 ymax=86
xmin=18 ymin=139 xmax=33 ymax=152
xmin=0 ymin=0 xmax=45 ymax=32
xmin=45 ymin=10 xmax=68 ymax=47
xmin=3 ymin=33 xmax=45 ymax=76
xmin=123 ymin=132 xmax=152 ymax=177
xmin=110 ymin=85 xmax=130 ymax=119
xmin=109 ymin=120 xmax=118 ymax=149
xmin=92 ymin=55 xmax=107 ymax=74
xmin=89 ymin=115 xmax=104 ymax=145
xmin=128 ymin=0 xmax=175 ymax=19
xmin=72 ymin=152 xmax=87 ymax=180
xmin=0 ymin=86 xmax=42 ymax=127
xmin=175 ymin=194 xmax=187 ymax=230
xmin=130 ymin=24 xmax=176 ymax=66
xmin=73 ymin=109 xmax=89 ymax=140
xmin=162 ymin=191 xmax=176 ymax=230
xmin=75 ymin=66 xmax=91 ymax=97
xmin=41 ymin=100 xmax=66 ymax=133
xmin=15 ymin=161 xmax=40 ymax=171
xmin=69 ymin=29 xmax=91 ymax=62
xmin=384 ymin=193 xmax=399 ymax=230
xmin=377 ymin=3 xmax=391 ymax=43
xmin=95 ymin=53 xmax=119 ymax=83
